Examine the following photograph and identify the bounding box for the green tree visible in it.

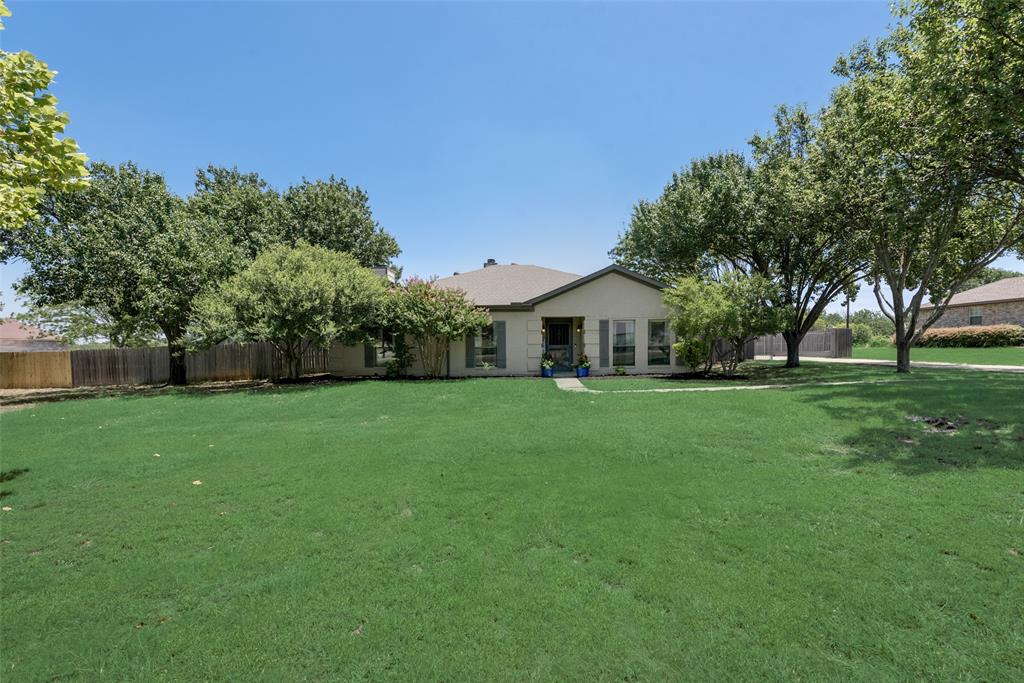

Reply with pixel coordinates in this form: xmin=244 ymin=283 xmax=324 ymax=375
xmin=0 ymin=1 xmax=88 ymax=231
xmin=380 ymin=278 xmax=490 ymax=378
xmin=665 ymin=272 xmax=781 ymax=375
xmin=188 ymin=167 xmax=400 ymax=267
xmin=955 ymin=266 xmax=1023 ymax=293
xmin=614 ymin=106 xmax=865 ymax=367
xmin=15 ymin=301 xmax=159 ymax=347
xmin=823 ymin=41 xmax=1023 ymax=372
xmin=190 ymin=243 xmax=386 ymax=380
xmin=283 ymin=177 xmax=400 ymax=267
xmin=8 ymin=161 xmax=241 ymax=383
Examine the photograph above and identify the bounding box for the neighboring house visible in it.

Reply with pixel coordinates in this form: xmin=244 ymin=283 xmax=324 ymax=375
xmin=329 ymin=260 xmax=676 ymax=376
xmin=922 ymin=276 xmax=1024 ymax=328
xmin=0 ymin=319 xmax=69 ymax=352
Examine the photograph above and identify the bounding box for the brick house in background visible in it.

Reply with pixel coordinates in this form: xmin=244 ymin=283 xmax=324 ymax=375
xmin=0 ymin=319 xmax=69 ymax=352
xmin=922 ymin=276 xmax=1024 ymax=327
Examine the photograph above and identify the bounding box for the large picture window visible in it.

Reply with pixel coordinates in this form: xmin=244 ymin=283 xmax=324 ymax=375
xmin=648 ymin=320 xmax=670 ymax=366
xmin=475 ymin=324 xmax=497 ymax=367
xmin=613 ymin=320 xmax=635 ymax=366
xmin=969 ymin=306 xmax=983 ymax=325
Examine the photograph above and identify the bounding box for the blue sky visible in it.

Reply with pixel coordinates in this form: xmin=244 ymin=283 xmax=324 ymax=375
xmin=2 ymin=1 xmax=1019 ymax=315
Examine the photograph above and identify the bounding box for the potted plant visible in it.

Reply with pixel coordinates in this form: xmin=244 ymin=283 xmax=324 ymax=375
xmin=541 ymin=353 xmax=556 ymax=378
xmin=574 ymin=353 xmax=591 ymax=378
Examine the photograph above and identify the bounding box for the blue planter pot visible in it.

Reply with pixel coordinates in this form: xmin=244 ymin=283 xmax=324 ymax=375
xmin=541 ymin=367 xmax=554 ymax=378
xmin=575 ymin=367 xmax=590 ymax=378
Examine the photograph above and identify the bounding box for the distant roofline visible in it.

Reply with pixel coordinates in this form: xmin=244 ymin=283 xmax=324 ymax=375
xmin=921 ymin=295 xmax=1024 ymax=310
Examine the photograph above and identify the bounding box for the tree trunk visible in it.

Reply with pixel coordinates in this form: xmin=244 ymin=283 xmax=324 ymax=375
xmin=168 ymin=336 xmax=187 ymax=386
xmin=895 ymin=339 xmax=912 ymax=373
xmin=782 ymin=330 xmax=803 ymax=368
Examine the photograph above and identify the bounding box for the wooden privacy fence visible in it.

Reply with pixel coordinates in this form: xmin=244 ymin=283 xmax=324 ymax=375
xmin=2 ymin=342 xmax=330 ymax=389
xmin=0 ymin=351 xmax=73 ymax=389
xmin=751 ymin=328 xmax=853 ymax=359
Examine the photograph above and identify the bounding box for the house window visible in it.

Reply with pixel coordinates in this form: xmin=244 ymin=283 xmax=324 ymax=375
xmin=375 ymin=329 xmax=397 ymax=366
xmin=648 ymin=320 xmax=670 ymax=366
xmin=475 ymin=324 xmax=497 ymax=367
xmin=613 ymin=320 xmax=635 ymax=366
xmin=969 ymin=306 xmax=983 ymax=325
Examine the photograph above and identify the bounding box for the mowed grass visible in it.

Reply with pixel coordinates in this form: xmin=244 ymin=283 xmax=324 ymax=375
xmin=853 ymin=345 xmax=1024 ymax=365
xmin=2 ymin=369 xmax=1023 ymax=680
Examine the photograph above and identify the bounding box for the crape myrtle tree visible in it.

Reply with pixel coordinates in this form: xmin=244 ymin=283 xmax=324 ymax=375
xmin=380 ymin=278 xmax=490 ymax=378
xmin=190 ymin=243 xmax=386 ymax=380
xmin=613 ymin=106 xmax=866 ymax=367
xmin=8 ymin=162 xmax=240 ymax=383
xmin=0 ymin=1 xmax=89 ymax=232
xmin=665 ymin=271 xmax=781 ymax=375
xmin=821 ymin=30 xmax=1023 ymax=372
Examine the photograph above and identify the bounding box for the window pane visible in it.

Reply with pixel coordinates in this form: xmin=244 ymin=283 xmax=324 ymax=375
xmin=613 ymin=320 xmax=635 ymax=366
xmin=475 ymin=324 xmax=496 ymax=366
xmin=648 ymin=320 xmax=669 ymax=365
xmin=969 ymin=306 xmax=982 ymax=325
xmin=376 ymin=329 xmax=396 ymax=366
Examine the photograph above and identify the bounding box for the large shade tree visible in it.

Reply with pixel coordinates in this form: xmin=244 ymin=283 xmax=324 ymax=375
xmin=7 ymin=162 xmax=241 ymax=383
xmin=820 ymin=21 xmax=1023 ymax=372
xmin=190 ymin=243 xmax=386 ymax=379
xmin=613 ymin=106 xmax=866 ymax=366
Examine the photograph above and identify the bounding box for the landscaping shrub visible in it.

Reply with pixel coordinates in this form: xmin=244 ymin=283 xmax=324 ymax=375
xmin=913 ymin=324 xmax=1024 ymax=348
xmin=849 ymin=323 xmax=874 ymax=345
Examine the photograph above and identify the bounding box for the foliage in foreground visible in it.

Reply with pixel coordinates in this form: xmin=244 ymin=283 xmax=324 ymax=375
xmin=0 ymin=2 xmax=89 ymax=231
xmin=190 ymin=242 xmax=385 ymax=379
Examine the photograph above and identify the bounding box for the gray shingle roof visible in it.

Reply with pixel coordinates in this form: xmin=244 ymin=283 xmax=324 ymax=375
xmin=923 ymin=276 xmax=1024 ymax=308
xmin=434 ymin=264 xmax=581 ymax=307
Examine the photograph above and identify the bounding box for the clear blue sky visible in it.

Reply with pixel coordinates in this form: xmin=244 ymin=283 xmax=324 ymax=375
xmin=2 ymin=1 xmax=1019 ymax=315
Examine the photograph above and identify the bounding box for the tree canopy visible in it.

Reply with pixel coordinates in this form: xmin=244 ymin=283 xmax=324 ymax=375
xmin=9 ymin=161 xmax=241 ymax=383
xmin=613 ymin=106 xmax=865 ymax=367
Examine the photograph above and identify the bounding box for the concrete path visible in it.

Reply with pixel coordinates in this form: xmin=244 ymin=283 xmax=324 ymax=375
xmin=554 ymin=377 xmax=905 ymax=395
xmin=755 ymin=355 xmax=1024 ymax=374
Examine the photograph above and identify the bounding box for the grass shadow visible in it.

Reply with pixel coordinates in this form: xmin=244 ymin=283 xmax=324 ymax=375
xmin=793 ymin=373 xmax=1024 ymax=475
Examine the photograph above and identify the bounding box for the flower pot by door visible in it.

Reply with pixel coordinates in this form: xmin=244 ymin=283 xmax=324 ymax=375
xmin=541 ymin=368 xmax=555 ymax=378
xmin=575 ymin=367 xmax=589 ymax=378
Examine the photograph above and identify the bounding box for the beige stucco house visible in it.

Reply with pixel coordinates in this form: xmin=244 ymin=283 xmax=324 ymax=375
xmin=329 ymin=260 xmax=676 ymax=376
xmin=921 ymin=276 xmax=1024 ymax=328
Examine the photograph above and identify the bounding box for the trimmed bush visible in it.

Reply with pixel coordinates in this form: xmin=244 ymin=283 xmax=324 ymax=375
xmin=914 ymin=324 xmax=1024 ymax=348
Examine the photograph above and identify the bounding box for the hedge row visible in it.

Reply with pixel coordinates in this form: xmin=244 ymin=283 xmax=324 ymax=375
xmin=913 ymin=324 xmax=1024 ymax=348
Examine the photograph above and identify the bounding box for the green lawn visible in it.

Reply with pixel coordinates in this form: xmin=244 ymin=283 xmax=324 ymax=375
xmin=2 ymin=368 xmax=1023 ymax=680
xmin=853 ymin=345 xmax=1024 ymax=365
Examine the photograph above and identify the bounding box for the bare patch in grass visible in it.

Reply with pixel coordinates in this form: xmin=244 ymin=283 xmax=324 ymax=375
xmin=906 ymin=415 xmax=967 ymax=434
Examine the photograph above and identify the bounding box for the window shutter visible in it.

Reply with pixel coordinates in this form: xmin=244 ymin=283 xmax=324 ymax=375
xmin=599 ymin=319 xmax=610 ymax=367
xmin=364 ymin=343 xmax=376 ymax=368
xmin=494 ymin=320 xmax=506 ymax=368
xmin=465 ymin=330 xmax=476 ymax=368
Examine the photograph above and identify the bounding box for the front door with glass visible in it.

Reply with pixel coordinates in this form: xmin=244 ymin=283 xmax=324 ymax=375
xmin=545 ymin=321 xmax=573 ymax=371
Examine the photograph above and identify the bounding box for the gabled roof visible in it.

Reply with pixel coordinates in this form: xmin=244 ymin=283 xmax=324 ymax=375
xmin=921 ymin=276 xmax=1024 ymax=309
xmin=433 ymin=263 xmax=667 ymax=310
xmin=434 ymin=264 xmax=581 ymax=307
xmin=519 ymin=265 xmax=669 ymax=305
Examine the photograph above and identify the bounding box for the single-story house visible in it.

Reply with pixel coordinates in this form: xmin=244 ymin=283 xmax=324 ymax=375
xmin=329 ymin=260 xmax=678 ymax=376
xmin=0 ymin=319 xmax=68 ymax=352
xmin=921 ymin=276 xmax=1024 ymax=327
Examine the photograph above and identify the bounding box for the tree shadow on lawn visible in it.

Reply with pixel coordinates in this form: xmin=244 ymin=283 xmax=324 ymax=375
xmin=792 ymin=373 xmax=1024 ymax=476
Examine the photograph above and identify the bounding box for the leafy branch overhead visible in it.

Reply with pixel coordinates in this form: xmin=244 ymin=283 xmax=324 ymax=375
xmin=0 ymin=1 xmax=89 ymax=231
